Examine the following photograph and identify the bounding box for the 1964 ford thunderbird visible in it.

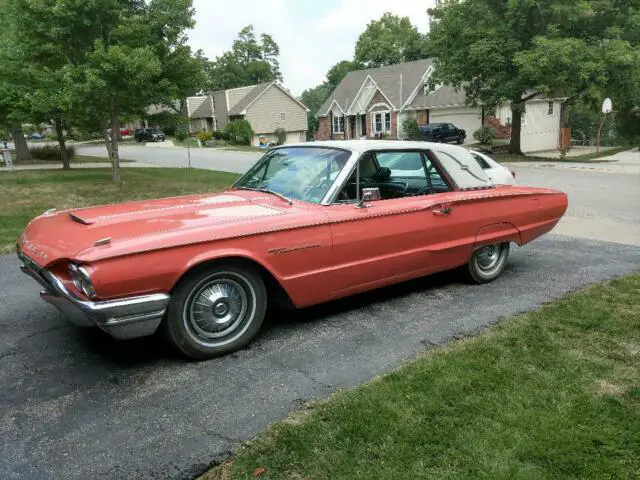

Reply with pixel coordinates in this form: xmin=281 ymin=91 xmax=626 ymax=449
xmin=17 ymin=141 xmax=568 ymax=359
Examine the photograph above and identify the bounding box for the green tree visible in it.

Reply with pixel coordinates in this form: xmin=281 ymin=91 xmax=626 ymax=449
xmin=300 ymin=84 xmax=331 ymax=134
xmin=207 ymin=25 xmax=282 ymax=90
xmin=9 ymin=0 xmax=202 ymax=183
xmin=355 ymin=13 xmax=426 ymax=68
xmin=426 ymin=0 xmax=640 ymax=154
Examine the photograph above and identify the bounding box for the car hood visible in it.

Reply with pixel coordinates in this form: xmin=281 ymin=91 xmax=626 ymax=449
xmin=19 ymin=190 xmax=313 ymax=266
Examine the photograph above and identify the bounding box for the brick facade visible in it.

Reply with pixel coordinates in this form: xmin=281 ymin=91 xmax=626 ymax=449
xmin=315 ymin=115 xmax=345 ymax=140
xmin=485 ymin=115 xmax=511 ymax=139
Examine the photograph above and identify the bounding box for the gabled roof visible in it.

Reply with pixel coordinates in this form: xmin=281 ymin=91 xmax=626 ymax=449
xmin=317 ymin=59 xmax=433 ymax=117
xmin=410 ymin=84 xmax=467 ymax=109
xmin=227 ymin=82 xmax=273 ymax=116
xmin=191 ymin=95 xmax=214 ymax=118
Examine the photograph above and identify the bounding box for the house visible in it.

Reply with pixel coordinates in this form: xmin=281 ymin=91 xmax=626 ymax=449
xmin=185 ymin=82 xmax=310 ymax=146
xmin=315 ymin=59 xmax=566 ymax=153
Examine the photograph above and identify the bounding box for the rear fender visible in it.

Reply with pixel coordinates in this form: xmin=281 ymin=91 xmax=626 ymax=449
xmin=475 ymin=222 xmax=522 ymax=248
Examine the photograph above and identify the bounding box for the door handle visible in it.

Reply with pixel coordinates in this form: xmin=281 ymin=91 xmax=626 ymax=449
xmin=432 ymin=205 xmax=453 ymax=216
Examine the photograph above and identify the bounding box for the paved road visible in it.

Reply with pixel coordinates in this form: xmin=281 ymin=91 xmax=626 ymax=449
xmin=76 ymin=144 xmax=261 ymax=174
xmin=2 ymin=237 xmax=639 ymax=480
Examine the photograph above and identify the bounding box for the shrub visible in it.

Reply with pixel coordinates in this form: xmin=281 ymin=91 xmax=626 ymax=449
xmin=174 ymin=130 xmax=188 ymax=142
xmin=196 ymin=131 xmax=213 ymax=143
xmin=274 ymin=128 xmax=287 ymax=145
xmin=212 ymin=130 xmax=230 ymax=140
xmin=44 ymin=133 xmax=58 ymax=141
xmin=401 ymin=117 xmax=422 ymax=140
xmin=473 ymin=126 xmax=496 ymax=145
xmin=224 ymin=119 xmax=254 ymax=145
xmin=29 ymin=144 xmax=76 ymax=161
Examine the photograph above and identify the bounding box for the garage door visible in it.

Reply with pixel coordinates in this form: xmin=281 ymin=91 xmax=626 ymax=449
xmin=430 ymin=107 xmax=482 ymax=145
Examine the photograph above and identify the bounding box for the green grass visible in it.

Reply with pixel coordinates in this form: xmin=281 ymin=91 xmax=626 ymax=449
xmin=204 ymin=274 xmax=640 ymax=480
xmin=0 ymin=168 xmax=239 ymax=253
xmin=7 ymin=155 xmax=135 ymax=166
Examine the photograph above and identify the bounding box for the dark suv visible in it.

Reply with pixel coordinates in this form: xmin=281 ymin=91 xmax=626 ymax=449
xmin=134 ymin=128 xmax=165 ymax=142
xmin=419 ymin=123 xmax=466 ymax=144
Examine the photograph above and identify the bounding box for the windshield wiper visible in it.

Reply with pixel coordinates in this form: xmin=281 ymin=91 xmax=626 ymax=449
xmin=235 ymin=187 xmax=293 ymax=205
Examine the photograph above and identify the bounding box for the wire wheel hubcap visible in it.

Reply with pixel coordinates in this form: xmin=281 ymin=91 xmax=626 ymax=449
xmin=476 ymin=244 xmax=501 ymax=272
xmin=187 ymin=277 xmax=249 ymax=340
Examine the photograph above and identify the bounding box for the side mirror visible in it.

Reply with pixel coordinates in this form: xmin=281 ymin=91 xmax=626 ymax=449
xmin=356 ymin=188 xmax=380 ymax=208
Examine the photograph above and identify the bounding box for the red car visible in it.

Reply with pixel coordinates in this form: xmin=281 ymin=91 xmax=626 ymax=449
xmin=18 ymin=141 xmax=567 ymax=359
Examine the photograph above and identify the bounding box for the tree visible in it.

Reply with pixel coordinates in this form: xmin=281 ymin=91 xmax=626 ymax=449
xmin=206 ymin=25 xmax=282 ymax=91
xmin=355 ymin=13 xmax=426 ymax=68
xmin=0 ymin=0 xmax=33 ymax=162
xmin=326 ymin=60 xmax=361 ymax=91
xmin=300 ymin=84 xmax=332 ymax=134
xmin=426 ymin=0 xmax=640 ymax=154
xmin=9 ymin=0 xmax=202 ymax=183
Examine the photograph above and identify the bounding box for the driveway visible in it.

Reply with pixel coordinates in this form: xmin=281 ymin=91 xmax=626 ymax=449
xmin=2 ymin=238 xmax=639 ymax=480
xmin=2 ymin=146 xmax=640 ymax=479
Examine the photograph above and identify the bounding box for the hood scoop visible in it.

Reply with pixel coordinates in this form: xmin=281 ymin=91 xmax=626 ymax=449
xmin=68 ymin=213 xmax=93 ymax=225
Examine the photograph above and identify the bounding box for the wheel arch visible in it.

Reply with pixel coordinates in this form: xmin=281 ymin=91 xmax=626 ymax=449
xmin=475 ymin=222 xmax=522 ymax=249
xmin=172 ymin=252 xmax=296 ymax=310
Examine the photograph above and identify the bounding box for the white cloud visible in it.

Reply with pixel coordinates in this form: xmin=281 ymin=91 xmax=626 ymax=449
xmin=188 ymin=0 xmax=435 ymax=96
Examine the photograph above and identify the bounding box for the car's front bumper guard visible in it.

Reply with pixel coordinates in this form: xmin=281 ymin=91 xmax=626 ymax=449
xmin=20 ymin=263 xmax=170 ymax=340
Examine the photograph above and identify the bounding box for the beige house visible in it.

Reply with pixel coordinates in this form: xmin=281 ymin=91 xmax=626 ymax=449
xmin=186 ymin=82 xmax=309 ymax=146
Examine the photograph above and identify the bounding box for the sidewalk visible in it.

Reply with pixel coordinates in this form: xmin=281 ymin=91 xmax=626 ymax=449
xmin=504 ymin=148 xmax=640 ymax=175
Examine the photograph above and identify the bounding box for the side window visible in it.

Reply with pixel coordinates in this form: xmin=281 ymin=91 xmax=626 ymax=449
xmin=376 ymin=152 xmax=425 ymax=178
xmin=471 ymin=153 xmax=491 ymax=169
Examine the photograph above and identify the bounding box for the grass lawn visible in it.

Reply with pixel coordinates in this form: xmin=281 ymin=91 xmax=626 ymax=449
xmin=204 ymin=274 xmax=640 ymax=480
xmin=0 ymin=168 xmax=239 ymax=254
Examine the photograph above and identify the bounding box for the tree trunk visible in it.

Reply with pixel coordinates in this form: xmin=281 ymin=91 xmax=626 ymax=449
xmin=11 ymin=123 xmax=32 ymax=161
xmin=108 ymin=95 xmax=121 ymax=186
xmin=508 ymin=103 xmax=523 ymax=155
xmin=54 ymin=118 xmax=70 ymax=170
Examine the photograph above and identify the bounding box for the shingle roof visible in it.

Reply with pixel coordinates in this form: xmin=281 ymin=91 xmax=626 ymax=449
xmin=410 ymin=84 xmax=467 ymax=109
xmin=212 ymin=91 xmax=229 ymax=130
xmin=191 ymin=95 xmax=214 ymax=118
xmin=227 ymin=82 xmax=273 ymax=116
xmin=316 ymin=59 xmax=433 ymax=117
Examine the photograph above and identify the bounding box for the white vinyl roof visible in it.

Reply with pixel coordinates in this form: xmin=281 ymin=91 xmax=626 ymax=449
xmin=283 ymin=140 xmax=493 ymax=190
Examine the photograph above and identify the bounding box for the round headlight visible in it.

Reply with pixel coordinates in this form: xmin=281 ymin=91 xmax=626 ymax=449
xmin=68 ymin=263 xmax=96 ymax=298
xmin=77 ymin=266 xmax=96 ymax=298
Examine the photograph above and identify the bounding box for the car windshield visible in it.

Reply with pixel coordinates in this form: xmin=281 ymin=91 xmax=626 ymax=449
xmin=233 ymin=147 xmax=351 ymax=204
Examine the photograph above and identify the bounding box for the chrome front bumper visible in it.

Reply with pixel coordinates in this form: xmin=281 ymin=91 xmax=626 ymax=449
xmin=19 ymin=258 xmax=170 ymax=340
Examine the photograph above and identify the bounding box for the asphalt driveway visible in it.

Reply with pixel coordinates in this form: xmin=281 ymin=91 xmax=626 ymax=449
xmin=1 ymin=236 xmax=640 ymax=479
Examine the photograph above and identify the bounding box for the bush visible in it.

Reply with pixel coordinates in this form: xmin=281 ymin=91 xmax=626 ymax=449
xmin=401 ymin=117 xmax=422 ymax=141
xmin=29 ymin=144 xmax=76 ymax=161
xmin=274 ymin=127 xmax=287 ymax=145
xmin=44 ymin=133 xmax=58 ymax=141
xmin=196 ymin=131 xmax=213 ymax=143
xmin=224 ymin=119 xmax=254 ymax=145
xmin=174 ymin=130 xmax=188 ymax=142
xmin=473 ymin=126 xmax=496 ymax=145
xmin=212 ymin=130 xmax=230 ymax=140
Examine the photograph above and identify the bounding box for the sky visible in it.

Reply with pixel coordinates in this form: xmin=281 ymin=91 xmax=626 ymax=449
xmin=188 ymin=0 xmax=435 ymax=96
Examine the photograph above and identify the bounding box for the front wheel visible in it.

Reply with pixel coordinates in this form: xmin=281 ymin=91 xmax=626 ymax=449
xmin=467 ymin=242 xmax=510 ymax=284
xmin=456 ymin=136 xmax=464 ymax=145
xmin=163 ymin=262 xmax=267 ymax=359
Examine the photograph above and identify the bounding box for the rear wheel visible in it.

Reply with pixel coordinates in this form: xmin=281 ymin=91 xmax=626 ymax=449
xmin=163 ymin=262 xmax=267 ymax=359
xmin=467 ymin=243 xmax=510 ymax=284
xmin=456 ymin=135 xmax=464 ymax=145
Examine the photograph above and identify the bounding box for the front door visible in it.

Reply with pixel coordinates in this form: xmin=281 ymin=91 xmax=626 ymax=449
xmin=322 ymin=150 xmax=470 ymax=296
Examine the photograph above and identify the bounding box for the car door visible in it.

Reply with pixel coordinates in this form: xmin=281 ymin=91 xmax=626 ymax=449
xmin=322 ymin=150 xmax=472 ymax=297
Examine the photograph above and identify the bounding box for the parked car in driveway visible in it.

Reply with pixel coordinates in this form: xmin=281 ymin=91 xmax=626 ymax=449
xmin=469 ymin=149 xmax=516 ymax=185
xmin=17 ymin=140 xmax=567 ymax=359
xmin=134 ymin=128 xmax=165 ymax=142
xmin=419 ymin=123 xmax=466 ymax=144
